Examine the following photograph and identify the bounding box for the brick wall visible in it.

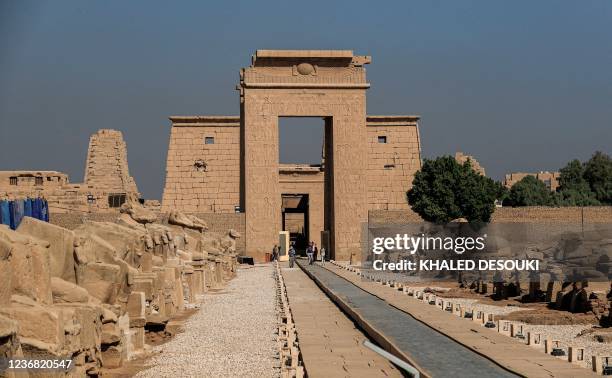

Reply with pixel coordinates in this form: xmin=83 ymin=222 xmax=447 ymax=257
xmin=366 ymin=116 xmax=421 ymax=210
xmin=161 ymin=117 xmax=241 ymax=213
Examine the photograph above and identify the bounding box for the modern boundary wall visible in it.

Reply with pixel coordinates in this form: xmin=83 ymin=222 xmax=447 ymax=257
xmin=368 ymin=207 xmax=612 ymax=225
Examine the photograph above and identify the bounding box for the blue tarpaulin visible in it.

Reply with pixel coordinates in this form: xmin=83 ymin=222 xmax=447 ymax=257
xmin=0 ymin=200 xmax=10 ymax=227
xmin=0 ymin=198 xmax=49 ymax=230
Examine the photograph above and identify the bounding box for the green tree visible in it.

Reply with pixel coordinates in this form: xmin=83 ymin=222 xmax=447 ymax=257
xmin=583 ymin=151 xmax=612 ymax=205
xmin=556 ymin=159 xmax=599 ymax=206
xmin=558 ymin=159 xmax=589 ymax=191
xmin=505 ymin=175 xmax=553 ymax=206
xmin=552 ymin=189 xmax=600 ymax=206
xmin=407 ymin=156 xmax=503 ymax=224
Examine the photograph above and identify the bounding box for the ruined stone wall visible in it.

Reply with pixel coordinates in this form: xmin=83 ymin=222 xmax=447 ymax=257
xmin=0 ymin=171 xmax=69 ymax=194
xmin=455 ymin=152 xmax=486 ymax=176
xmin=369 ymin=206 xmax=612 ymax=225
xmin=491 ymin=206 xmax=612 ymax=223
xmin=161 ymin=117 xmax=241 ymax=214
xmin=366 ymin=116 xmax=421 ymax=211
xmin=1 ymin=129 xmax=140 ymax=214
xmin=368 ymin=209 xmax=423 ymax=225
xmin=84 ymin=129 xmax=139 ymax=195
xmin=50 ymin=212 xmax=122 ymax=229
xmin=0 ymin=171 xmax=77 ymax=213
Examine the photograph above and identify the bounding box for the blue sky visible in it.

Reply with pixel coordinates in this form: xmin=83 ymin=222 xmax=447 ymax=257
xmin=1 ymin=1 xmax=611 ymax=199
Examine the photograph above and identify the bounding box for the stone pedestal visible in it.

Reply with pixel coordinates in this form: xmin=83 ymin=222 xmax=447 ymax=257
xmin=546 ymin=281 xmax=562 ymax=303
xmin=592 ymin=356 xmax=602 ymax=374
xmin=127 ymin=292 xmax=145 ymax=319
xmin=568 ymin=346 xmax=584 ymax=363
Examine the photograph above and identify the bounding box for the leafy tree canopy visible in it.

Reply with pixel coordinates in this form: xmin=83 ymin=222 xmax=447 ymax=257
xmin=558 ymin=159 xmax=589 ymax=191
xmin=583 ymin=151 xmax=612 ymax=205
xmin=504 ymin=175 xmax=552 ymax=206
xmin=407 ymin=156 xmax=503 ymax=225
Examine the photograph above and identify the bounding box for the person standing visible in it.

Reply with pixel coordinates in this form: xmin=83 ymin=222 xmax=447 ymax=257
xmin=320 ymin=247 xmax=326 ymax=265
xmin=272 ymin=244 xmax=279 ymax=262
xmin=312 ymin=242 xmax=318 ymax=263
xmin=306 ymin=242 xmax=314 ymax=265
xmin=288 ymin=244 xmax=296 ymax=268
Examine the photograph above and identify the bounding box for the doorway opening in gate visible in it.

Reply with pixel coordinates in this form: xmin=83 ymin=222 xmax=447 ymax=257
xmin=278 ymin=116 xmax=333 ymax=258
xmin=281 ymin=194 xmax=308 ymax=253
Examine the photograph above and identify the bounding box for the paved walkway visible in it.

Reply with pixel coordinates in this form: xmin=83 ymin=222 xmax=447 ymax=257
xmin=301 ymin=262 xmax=517 ymax=378
xmin=317 ymin=262 xmax=598 ymax=378
xmin=281 ymin=262 xmax=401 ymax=378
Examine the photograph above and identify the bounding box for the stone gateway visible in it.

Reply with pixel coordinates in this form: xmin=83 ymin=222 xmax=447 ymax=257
xmin=162 ymin=50 xmax=422 ymax=262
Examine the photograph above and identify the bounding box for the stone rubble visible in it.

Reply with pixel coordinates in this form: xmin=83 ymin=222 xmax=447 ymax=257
xmin=0 ymin=201 xmax=239 ymax=376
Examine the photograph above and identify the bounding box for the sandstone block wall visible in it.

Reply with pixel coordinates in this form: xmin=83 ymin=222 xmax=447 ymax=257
xmin=366 ymin=116 xmax=421 ymax=211
xmin=491 ymin=206 xmax=612 ymax=223
xmin=84 ymin=129 xmax=139 ymax=194
xmin=368 ymin=209 xmax=423 ymax=225
xmin=161 ymin=117 xmax=241 ymax=214
xmin=158 ymin=51 xmax=424 ymax=262
xmin=241 ymin=51 xmax=371 ymax=261
xmin=242 ymin=89 xmax=368 ymax=262
xmin=368 ymin=206 xmax=612 ymax=225
xmin=0 ymin=171 xmax=68 ymax=194
xmin=504 ymin=171 xmax=560 ymax=191
xmin=50 ymin=212 xmax=123 ymax=230
xmin=160 ymin=113 xmax=424 ymax=260
xmin=455 ymin=152 xmax=486 ymax=176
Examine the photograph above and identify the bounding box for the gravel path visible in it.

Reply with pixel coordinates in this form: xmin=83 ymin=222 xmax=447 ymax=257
xmin=136 ymin=265 xmax=279 ymax=378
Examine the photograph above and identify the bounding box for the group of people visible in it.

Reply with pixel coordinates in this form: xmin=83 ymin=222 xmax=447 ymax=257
xmin=306 ymin=242 xmax=325 ymax=265
xmin=271 ymin=241 xmax=326 ymax=268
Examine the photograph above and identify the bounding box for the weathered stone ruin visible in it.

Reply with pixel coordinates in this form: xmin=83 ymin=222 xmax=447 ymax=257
xmin=455 ymin=152 xmax=486 ymax=176
xmin=0 ymin=129 xmax=140 ymax=215
xmin=0 ymin=202 xmax=238 ymax=376
xmin=83 ymin=129 xmax=139 ymax=198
